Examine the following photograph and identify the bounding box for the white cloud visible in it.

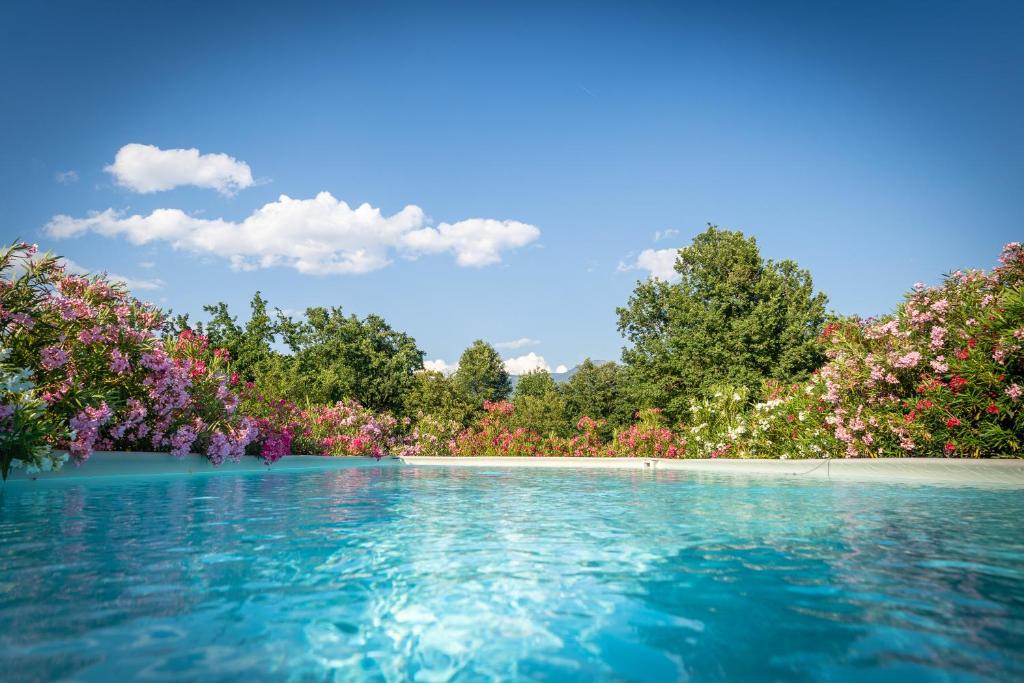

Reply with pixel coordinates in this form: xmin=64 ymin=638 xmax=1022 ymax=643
xmin=403 ymin=218 xmax=540 ymax=267
xmin=55 ymin=170 xmax=79 ymax=184
xmin=653 ymin=228 xmax=679 ymax=242
xmin=494 ymin=337 xmax=540 ymax=350
xmin=60 ymin=258 xmax=164 ymax=291
xmin=554 ymin=364 xmax=568 ymax=374
xmin=503 ymin=352 xmax=551 ymax=375
xmin=422 ymin=359 xmax=457 ymax=374
xmin=104 ymin=143 xmax=254 ymax=195
xmin=619 ymin=247 xmax=680 ymax=281
xmin=43 ymin=192 xmax=540 ymax=275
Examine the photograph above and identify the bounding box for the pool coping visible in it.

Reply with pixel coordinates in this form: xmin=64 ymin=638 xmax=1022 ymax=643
xmin=5 ymin=452 xmax=1023 ymax=488
xmin=4 ymin=451 xmax=399 ymax=481
xmin=398 ymin=456 xmax=1024 ymax=487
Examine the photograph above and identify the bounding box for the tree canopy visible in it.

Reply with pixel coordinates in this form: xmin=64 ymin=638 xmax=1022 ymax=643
xmin=562 ymin=359 xmax=632 ymax=439
xmin=617 ymin=225 xmax=828 ymax=419
xmin=278 ymin=306 xmax=424 ymax=415
xmin=453 ymin=340 xmax=511 ymax=408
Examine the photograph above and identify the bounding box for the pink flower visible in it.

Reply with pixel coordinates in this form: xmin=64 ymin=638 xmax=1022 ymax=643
xmin=109 ymin=349 xmax=130 ymax=374
xmin=10 ymin=312 xmax=34 ymax=329
xmin=1006 ymin=384 xmax=1022 ymax=400
xmin=894 ymin=352 xmax=921 ymax=369
xmin=40 ymin=345 xmax=68 ymax=370
xmin=68 ymin=402 xmax=113 ymax=460
xmin=170 ymin=423 xmax=199 ymax=457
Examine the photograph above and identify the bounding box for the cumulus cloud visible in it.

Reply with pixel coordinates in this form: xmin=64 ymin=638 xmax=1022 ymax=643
xmin=422 ymin=359 xmax=457 ymax=374
xmin=503 ymin=352 xmax=553 ymax=375
xmin=403 ymin=218 xmax=540 ymax=267
xmin=55 ymin=170 xmax=79 ymax=184
xmin=60 ymin=258 xmax=163 ymax=291
xmin=104 ymin=143 xmax=254 ymax=195
xmin=494 ymin=337 xmax=540 ymax=350
xmin=554 ymin=364 xmax=569 ymax=374
xmin=43 ymin=192 xmax=540 ymax=275
xmin=653 ymin=228 xmax=679 ymax=242
xmin=619 ymin=247 xmax=680 ymax=281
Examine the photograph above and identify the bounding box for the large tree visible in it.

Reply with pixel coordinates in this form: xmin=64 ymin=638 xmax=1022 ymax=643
xmin=617 ymin=225 xmax=828 ymax=419
xmin=512 ymin=369 xmax=569 ymax=437
xmin=200 ymin=292 xmax=278 ymax=383
xmin=406 ymin=369 xmax=475 ymax=426
xmin=453 ymin=340 xmax=511 ymax=409
xmin=277 ymin=307 xmax=424 ymax=415
xmin=562 ymin=359 xmax=632 ymax=439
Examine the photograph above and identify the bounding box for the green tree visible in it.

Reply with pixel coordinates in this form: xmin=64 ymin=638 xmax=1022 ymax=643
xmin=511 ymin=369 xmax=570 ymax=436
xmin=617 ymin=225 xmax=828 ymax=420
xmin=514 ymin=368 xmax=557 ymax=399
xmin=453 ymin=340 xmax=511 ymax=410
xmin=278 ymin=307 xmax=424 ymax=415
xmin=202 ymin=292 xmax=278 ymax=383
xmin=407 ymin=369 xmax=474 ymax=426
xmin=562 ymin=359 xmax=632 ymax=439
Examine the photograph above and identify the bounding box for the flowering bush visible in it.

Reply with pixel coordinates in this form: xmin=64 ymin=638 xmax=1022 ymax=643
xmin=564 ymin=416 xmax=607 ymax=457
xmin=683 ymin=386 xmax=749 ymax=458
xmin=740 ymin=381 xmax=834 ymax=459
xmin=809 ymin=242 xmax=1024 ymax=457
xmin=613 ymin=408 xmax=686 ymax=458
xmin=451 ymin=400 xmax=544 ymax=456
xmin=0 ymin=242 xmax=256 ymax=475
xmin=238 ymin=385 xmax=407 ymax=460
xmin=308 ymin=400 xmax=407 ymax=458
xmin=406 ymin=410 xmax=462 ymax=456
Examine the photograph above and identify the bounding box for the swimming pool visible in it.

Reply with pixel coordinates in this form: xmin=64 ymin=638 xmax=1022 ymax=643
xmin=1 ymin=463 xmax=1021 ymax=681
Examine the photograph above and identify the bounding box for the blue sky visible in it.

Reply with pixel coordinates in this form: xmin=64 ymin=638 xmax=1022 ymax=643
xmin=2 ymin=0 xmax=1021 ymax=373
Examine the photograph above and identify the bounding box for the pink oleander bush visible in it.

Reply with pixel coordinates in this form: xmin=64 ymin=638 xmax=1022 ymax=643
xmin=0 ymin=242 xmax=256 ymax=476
xmin=613 ymin=408 xmax=687 ymax=458
xmin=805 ymin=241 xmax=1024 ymax=457
xmin=420 ymin=403 xmax=686 ymax=458
xmin=238 ymin=385 xmax=408 ymax=461
xmin=451 ymin=400 xmax=544 ymax=456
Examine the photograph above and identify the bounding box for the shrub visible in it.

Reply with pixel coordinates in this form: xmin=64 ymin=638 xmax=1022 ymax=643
xmin=613 ymin=408 xmax=686 ymax=458
xmin=811 ymin=242 xmax=1023 ymax=457
xmin=0 ymin=242 xmax=256 ymax=475
xmin=238 ymin=385 xmax=406 ymax=460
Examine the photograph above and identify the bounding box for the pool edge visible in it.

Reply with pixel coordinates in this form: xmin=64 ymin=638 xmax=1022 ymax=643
xmin=399 ymin=456 xmax=1024 ymax=487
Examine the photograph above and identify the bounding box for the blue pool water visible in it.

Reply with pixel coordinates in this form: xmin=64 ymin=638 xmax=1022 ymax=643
xmin=1 ymin=464 xmax=1022 ymax=682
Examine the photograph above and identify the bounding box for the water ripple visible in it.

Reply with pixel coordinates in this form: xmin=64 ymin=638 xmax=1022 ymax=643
xmin=0 ymin=467 xmax=1021 ymax=682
